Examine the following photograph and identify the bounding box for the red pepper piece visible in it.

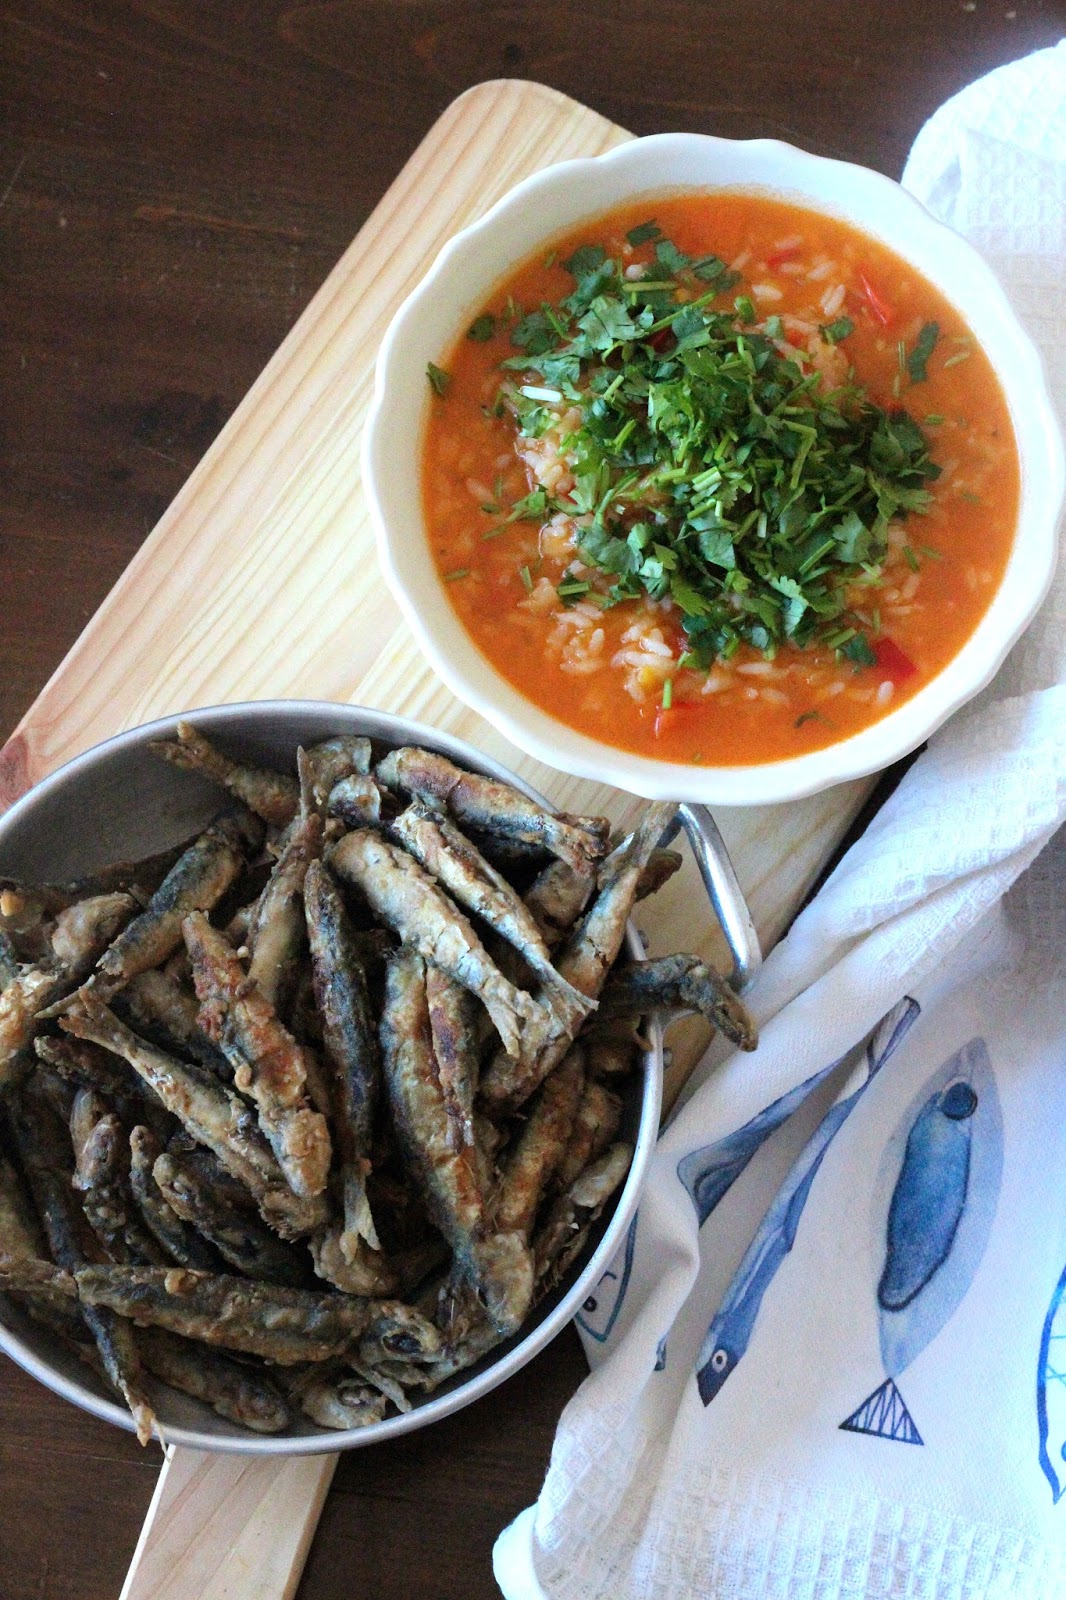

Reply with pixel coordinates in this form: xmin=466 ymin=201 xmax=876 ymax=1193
xmin=874 ymin=637 xmax=917 ymax=683
xmin=653 ymin=700 xmax=696 ymax=738
xmin=648 ymin=328 xmax=674 ymax=353
xmin=766 ymin=244 xmax=801 ymax=268
xmin=858 ymin=271 xmax=893 ymax=328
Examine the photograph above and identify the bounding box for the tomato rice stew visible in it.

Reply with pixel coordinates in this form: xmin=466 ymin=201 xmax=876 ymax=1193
xmin=421 ymin=194 xmax=1019 ymax=766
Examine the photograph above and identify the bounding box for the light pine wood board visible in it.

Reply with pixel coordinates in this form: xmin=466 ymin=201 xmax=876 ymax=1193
xmin=0 ymin=79 xmax=874 ymax=1600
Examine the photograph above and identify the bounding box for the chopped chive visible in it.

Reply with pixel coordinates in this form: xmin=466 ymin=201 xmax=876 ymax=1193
xmin=426 ymin=362 xmax=451 ymax=397
xmin=662 ymin=678 xmax=673 ymax=709
xmin=481 ymin=526 xmax=506 ymax=539
xmin=919 ymin=544 xmax=942 ymax=560
xmin=519 ymin=565 xmax=533 ymax=591
xmin=925 ymin=413 xmax=945 ymax=425
xmin=943 ymin=350 xmax=972 ymax=368
xmin=958 ymin=489 xmax=981 ymax=503
xmin=734 ymin=294 xmax=756 ymax=324
xmin=444 ymin=567 xmax=469 ymax=582
xmin=897 ymin=340 xmax=907 ymax=373
xmin=794 ymin=709 xmax=823 ymax=728
xmin=902 ymin=544 xmax=919 ymax=571
xmin=542 ymin=249 xmax=557 ymax=269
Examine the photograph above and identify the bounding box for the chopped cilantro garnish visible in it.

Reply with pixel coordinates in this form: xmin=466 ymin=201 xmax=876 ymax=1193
xmin=626 ymin=220 xmax=661 ymax=247
xmin=426 ymin=362 xmax=451 ymax=397
xmin=821 ymin=316 xmax=854 ymax=345
xmin=906 ymin=321 xmax=939 ymax=384
xmin=842 ymin=634 xmax=877 ymax=667
xmin=467 ymin=314 xmax=497 ymax=342
xmin=482 ymin=228 xmax=941 ymax=668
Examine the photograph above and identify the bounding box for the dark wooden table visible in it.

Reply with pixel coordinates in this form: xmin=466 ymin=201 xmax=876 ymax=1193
xmin=2 ymin=5 xmax=1063 ymax=1596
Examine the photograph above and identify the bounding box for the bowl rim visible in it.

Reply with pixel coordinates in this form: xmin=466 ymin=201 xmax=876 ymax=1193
xmin=0 ymin=698 xmax=662 ymax=1455
xmin=364 ymin=131 xmax=1065 ymax=806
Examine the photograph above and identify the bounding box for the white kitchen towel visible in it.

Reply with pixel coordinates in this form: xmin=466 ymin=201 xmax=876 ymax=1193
xmin=495 ymin=44 xmax=1066 ymax=1600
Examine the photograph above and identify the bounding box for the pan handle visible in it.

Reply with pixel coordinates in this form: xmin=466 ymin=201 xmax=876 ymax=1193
xmin=659 ymin=804 xmax=762 ymax=991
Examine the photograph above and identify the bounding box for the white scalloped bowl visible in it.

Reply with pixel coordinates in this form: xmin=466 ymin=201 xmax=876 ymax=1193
xmin=364 ymin=133 xmax=1064 ymax=805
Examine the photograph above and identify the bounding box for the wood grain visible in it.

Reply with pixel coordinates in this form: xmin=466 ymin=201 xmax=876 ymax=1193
xmin=3 ymin=7 xmax=1064 ymax=1598
xmin=121 ymin=1450 xmax=337 ymax=1600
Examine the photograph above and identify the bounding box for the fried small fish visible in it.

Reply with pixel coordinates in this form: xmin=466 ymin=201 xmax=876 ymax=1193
xmin=480 ymin=801 xmax=678 ymax=1111
xmin=290 ymin=1371 xmax=389 ymax=1430
xmin=302 ymin=735 xmax=372 ymax=813
xmin=494 ymin=1048 xmax=586 ymax=1239
xmin=84 ymin=814 xmax=261 ymax=1003
xmin=7 ymin=1081 xmax=155 ymax=1443
xmin=305 ymin=860 xmax=387 ymax=1276
xmin=247 ymin=750 xmax=322 ymax=1014
xmin=381 ymin=951 xmax=532 ymax=1336
xmin=75 ymin=1264 xmax=434 ymax=1366
xmin=376 ymin=747 xmax=609 ymax=873
xmin=330 ymin=830 xmax=540 ymax=1059
xmin=596 ymin=953 xmax=758 ymax=1051
xmin=70 ymin=1090 xmax=168 ymax=1266
xmin=136 ymin=1326 xmax=291 ymax=1433
xmin=148 ymin=721 xmax=299 ymax=827
xmin=553 ymin=1079 xmax=622 ymax=1193
xmin=0 ymin=893 xmax=137 ymax=1075
xmin=326 ymin=774 xmax=383 ymax=831
xmin=61 ymin=996 xmax=327 ymax=1240
xmin=392 ymin=804 xmax=593 ymax=1031
xmin=127 ymin=1126 xmax=224 ymax=1272
xmin=533 ymin=1142 xmax=633 ymax=1296
xmin=183 ymin=912 xmax=331 ymax=1200
xmin=152 ymin=1151 xmax=312 ymax=1287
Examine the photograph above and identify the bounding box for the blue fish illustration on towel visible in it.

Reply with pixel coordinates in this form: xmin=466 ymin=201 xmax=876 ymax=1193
xmin=1037 ymin=1260 xmax=1066 ymax=1501
xmin=576 ymin=1213 xmax=639 ymax=1344
xmin=841 ymin=1037 xmax=1002 ymax=1446
xmin=695 ymin=997 xmax=920 ymax=1406
xmin=677 ymin=1071 xmax=834 ymax=1228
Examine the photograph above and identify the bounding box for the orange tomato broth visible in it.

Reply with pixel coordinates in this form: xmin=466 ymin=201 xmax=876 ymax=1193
xmin=421 ymin=193 xmax=1019 ymax=766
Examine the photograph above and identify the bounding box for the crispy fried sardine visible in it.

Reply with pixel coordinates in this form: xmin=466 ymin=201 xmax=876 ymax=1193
xmin=376 ymin=748 xmax=609 ymax=873
xmin=137 ymin=1326 xmax=291 ymax=1433
xmin=392 ymin=804 xmax=593 ymax=1031
xmin=330 ymin=830 xmax=540 ymax=1060
xmin=183 ymin=912 xmax=331 ymax=1200
xmin=596 ymin=953 xmax=758 ymax=1051
xmin=148 ymin=721 xmax=299 ymax=827
xmin=83 ymin=814 xmax=261 ymax=1003
xmin=75 ymin=1264 xmax=436 ymax=1366
xmin=381 ymin=951 xmax=533 ymax=1336
xmin=61 ymin=996 xmax=327 ymax=1239
xmin=480 ymin=802 xmax=678 ymax=1110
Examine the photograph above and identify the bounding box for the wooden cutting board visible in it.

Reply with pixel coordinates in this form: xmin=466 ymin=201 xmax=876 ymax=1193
xmin=0 ymin=79 xmax=874 ymax=1600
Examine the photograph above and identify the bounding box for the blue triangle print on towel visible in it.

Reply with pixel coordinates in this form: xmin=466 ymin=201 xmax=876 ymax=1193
xmin=840 ymin=1377 xmax=924 ymax=1445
